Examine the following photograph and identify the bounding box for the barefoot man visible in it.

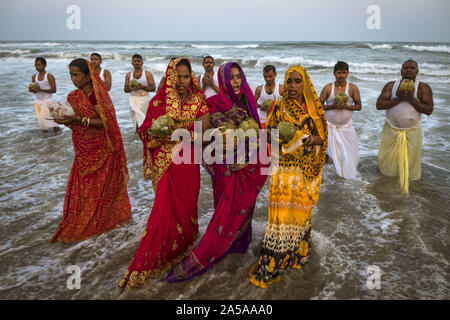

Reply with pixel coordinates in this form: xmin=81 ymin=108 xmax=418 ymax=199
xmin=124 ymin=54 xmax=156 ymax=133
xmin=319 ymin=61 xmax=362 ymax=179
xmin=29 ymin=57 xmax=60 ymax=132
xmin=376 ymin=59 xmax=434 ymax=193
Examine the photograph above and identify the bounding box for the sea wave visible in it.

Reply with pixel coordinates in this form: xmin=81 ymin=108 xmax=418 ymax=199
xmin=403 ymin=45 xmax=450 ymax=54
xmin=190 ymin=44 xmax=259 ymax=49
xmin=0 ymin=42 xmax=63 ymax=48
xmin=352 ymin=74 xmax=450 ymax=84
xmin=254 ymin=56 xmax=450 ymax=76
xmin=363 ymin=43 xmax=395 ymax=50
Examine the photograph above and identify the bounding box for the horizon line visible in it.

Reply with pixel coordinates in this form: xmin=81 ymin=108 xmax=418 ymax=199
xmin=1 ymin=39 xmax=449 ymax=44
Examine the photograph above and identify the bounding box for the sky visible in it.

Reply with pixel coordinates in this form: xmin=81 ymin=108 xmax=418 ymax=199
xmin=0 ymin=0 xmax=449 ymax=42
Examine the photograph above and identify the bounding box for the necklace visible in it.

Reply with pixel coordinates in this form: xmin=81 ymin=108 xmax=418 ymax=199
xmin=180 ymin=94 xmax=190 ymax=106
xmin=336 ymin=81 xmax=346 ymax=90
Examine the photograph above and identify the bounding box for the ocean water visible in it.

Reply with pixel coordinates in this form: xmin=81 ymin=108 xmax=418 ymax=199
xmin=0 ymin=41 xmax=448 ymax=300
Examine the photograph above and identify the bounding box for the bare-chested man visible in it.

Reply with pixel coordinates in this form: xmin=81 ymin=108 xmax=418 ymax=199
xmin=319 ymin=61 xmax=362 ymax=179
xmin=254 ymin=65 xmax=283 ymax=128
xmin=90 ymin=53 xmax=111 ymax=91
xmin=124 ymin=54 xmax=156 ymax=132
xmin=376 ymin=59 xmax=434 ymax=193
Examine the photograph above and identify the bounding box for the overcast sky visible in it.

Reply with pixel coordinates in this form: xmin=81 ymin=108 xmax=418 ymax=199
xmin=0 ymin=0 xmax=449 ymax=42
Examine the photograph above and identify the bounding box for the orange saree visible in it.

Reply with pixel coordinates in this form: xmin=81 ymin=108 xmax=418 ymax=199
xmin=51 ymin=61 xmax=131 ymax=242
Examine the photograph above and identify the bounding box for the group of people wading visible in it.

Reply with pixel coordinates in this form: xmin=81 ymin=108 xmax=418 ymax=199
xmin=29 ymin=53 xmax=433 ymax=290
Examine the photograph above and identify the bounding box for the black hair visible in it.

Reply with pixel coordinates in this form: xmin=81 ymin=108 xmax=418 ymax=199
xmin=263 ymin=65 xmax=276 ymax=73
xmin=402 ymin=59 xmax=418 ymax=68
xmin=203 ymin=56 xmax=214 ymax=63
xmin=35 ymin=57 xmax=47 ymax=66
xmin=90 ymin=52 xmax=102 ymax=60
xmin=69 ymin=58 xmax=89 ymax=75
xmin=132 ymin=54 xmax=143 ymax=61
xmin=176 ymin=58 xmax=192 ymax=73
xmin=334 ymin=61 xmax=349 ymax=73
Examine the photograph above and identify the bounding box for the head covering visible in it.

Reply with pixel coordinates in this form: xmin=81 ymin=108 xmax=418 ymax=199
xmin=137 ymin=58 xmax=208 ymax=186
xmin=280 ymin=65 xmax=326 ymax=143
xmin=87 ymin=60 xmax=129 ymax=181
xmin=207 ymin=62 xmax=261 ymax=127
xmin=139 ymin=57 xmax=203 ymax=135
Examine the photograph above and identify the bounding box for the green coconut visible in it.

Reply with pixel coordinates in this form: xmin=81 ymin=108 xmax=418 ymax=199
xmin=29 ymin=82 xmax=40 ymax=91
xmin=261 ymin=100 xmax=272 ymax=112
xmin=238 ymin=118 xmax=259 ymax=137
xmin=276 ymin=122 xmax=297 ymax=143
xmin=213 ymin=122 xmax=236 ymax=151
xmin=334 ymin=93 xmax=348 ymax=104
xmin=130 ymin=79 xmax=140 ymax=90
xmin=399 ymin=79 xmax=415 ymax=92
xmin=150 ymin=115 xmax=176 ymax=138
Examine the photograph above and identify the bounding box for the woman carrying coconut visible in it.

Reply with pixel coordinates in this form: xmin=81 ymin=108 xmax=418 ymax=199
xmin=249 ymin=65 xmax=328 ymax=288
xmin=167 ymin=62 xmax=269 ymax=283
xmin=118 ymin=58 xmax=210 ymax=290
xmin=50 ymin=58 xmax=131 ymax=242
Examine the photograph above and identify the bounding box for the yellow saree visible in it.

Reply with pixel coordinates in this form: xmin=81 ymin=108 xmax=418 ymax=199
xmin=249 ymin=65 xmax=328 ymax=288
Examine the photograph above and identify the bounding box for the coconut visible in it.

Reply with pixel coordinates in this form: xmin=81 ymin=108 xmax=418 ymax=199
xmin=130 ymin=79 xmax=140 ymax=90
xmin=276 ymin=122 xmax=297 ymax=143
xmin=238 ymin=118 xmax=259 ymax=138
xmin=334 ymin=93 xmax=348 ymax=104
xmin=399 ymin=79 xmax=415 ymax=92
xmin=211 ymin=122 xmax=235 ymax=151
xmin=217 ymin=121 xmax=236 ymax=140
xmin=29 ymin=82 xmax=40 ymax=92
xmin=150 ymin=115 xmax=176 ymax=138
xmin=261 ymin=100 xmax=272 ymax=112
xmin=47 ymin=101 xmax=75 ymax=119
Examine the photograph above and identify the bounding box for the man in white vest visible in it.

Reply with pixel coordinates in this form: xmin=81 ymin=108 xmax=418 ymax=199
xmin=90 ymin=52 xmax=111 ymax=91
xmin=197 ymin=56 xmax=219 ymax=98
xmin=124 ymin=54 xmax=156 ymax=133
xmin=319 ymin=61 xmax=362 ymax=179
xmin=254 ymin=65 xmax=283 ymax=128
xmin=376 ymin=59 xmax=434 ymax=193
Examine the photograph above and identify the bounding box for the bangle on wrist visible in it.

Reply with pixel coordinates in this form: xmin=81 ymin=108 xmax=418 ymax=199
xmin=81 ymin=117 xmax=90 ymax=126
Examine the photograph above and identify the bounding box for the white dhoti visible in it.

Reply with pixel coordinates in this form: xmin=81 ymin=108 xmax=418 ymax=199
xmin=129 ymin=94 xmax=149 ymax=132
xmin=326 ymin=119 xmax=360 ymax=179
xmin=34 ymin=99 xmax=58 ymax=130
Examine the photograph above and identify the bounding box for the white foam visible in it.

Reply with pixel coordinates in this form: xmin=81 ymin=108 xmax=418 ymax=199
xmin=365 ymin=43 xmax=393 ymax=50
xmin=191 ymin=44 xmax=259 ymax=49
xmin=403 ymin=44 xmax=450 ymax=54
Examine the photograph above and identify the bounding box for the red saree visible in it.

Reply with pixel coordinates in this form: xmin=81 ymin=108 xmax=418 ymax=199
xmin=167 ymin=62 xmax=269 ymax=282
xmin=118 ymin=58 xmax=209 ymax=290
xmin=51 ymin=61 xmax=131 ymax=242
